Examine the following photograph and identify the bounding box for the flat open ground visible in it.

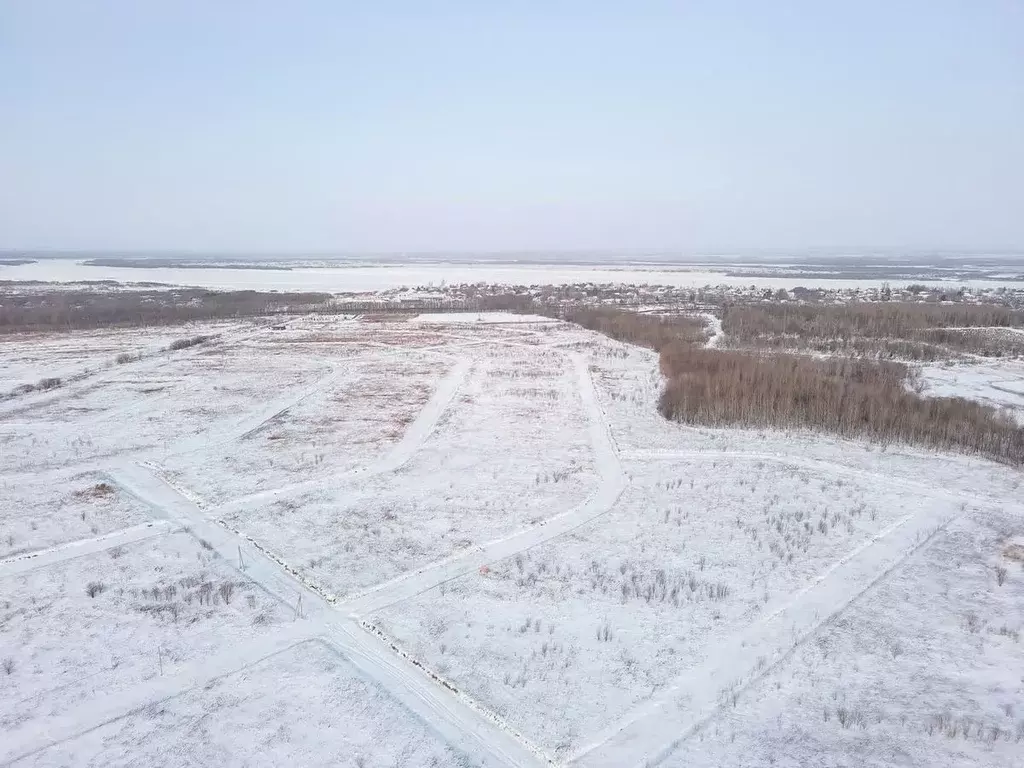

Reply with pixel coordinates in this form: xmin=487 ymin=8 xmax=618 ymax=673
xmin=2 ymin=312 xmax=1023 ymax=766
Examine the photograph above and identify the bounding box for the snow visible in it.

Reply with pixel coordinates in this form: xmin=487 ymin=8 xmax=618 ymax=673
xmin=369 ymin=458 xmax=965 ymax=760
xmin=2 ymin=311 xmax=1023 ymax=767
xmin=0 ymin=470 xmax=153 ymax=559
xmin=15 ymin=640 xmax=467 ymax=768
xmin=699 ymin=311 xmax=723 ymax=348
xmin=7 ymin=257 xmax=1024 ymax=291
xmin=209 ymin=348 xmax=597 ymax=599
xmin=917 ymin=359 xmax=1024 ymax=424
xmin=409 ymin=311 xmax=555 ymax=324
xmin=657 ymin=509 xmax=1024 ymax=768
xmin=1 ymin=531 xmax=289 ymax=761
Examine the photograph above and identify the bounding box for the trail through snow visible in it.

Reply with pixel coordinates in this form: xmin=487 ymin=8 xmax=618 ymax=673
xmin=569 ymin=509 xmax=957 ymax=767
xmin=1 ymin=626 xmax=314 ymax=766
xmin=211 ymin=356 xmax=471 ymax=512
xmin=344 ymin=353 xmax=625 ymax=616
xmin=0 ymin=520 xmax=174 ymax=578
xmin=104 ymin=460 xmax=546 ymax=768
xmin=699 ymin=311 xmax=723 ymax=348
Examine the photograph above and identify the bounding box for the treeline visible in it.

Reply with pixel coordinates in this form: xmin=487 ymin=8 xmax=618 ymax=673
xmin=332 ymin=293 xmax=536 ymax=314
xmin=560 ymin=306 xmax=1024 ymax=466
xmin=721 ymin=334 xmax=954 ymax=362
xmin=722 ymin=302 xmax=1024 ymax=360
xmin=0 ymin=288 xmax=551 ymax=334
xmin=0 ymin=289 xmax=332 ymax=334
xmin=658 ymin=342 xmax=1023 ymax=463
xmin=723 ymin=302 xmax=1024 ymax=340
xmin=547 ymin=307 xmax=709 ymax=347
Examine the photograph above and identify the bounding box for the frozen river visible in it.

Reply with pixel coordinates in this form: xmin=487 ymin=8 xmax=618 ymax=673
xmin=2 ymin=258 xmax=1022 ymax=292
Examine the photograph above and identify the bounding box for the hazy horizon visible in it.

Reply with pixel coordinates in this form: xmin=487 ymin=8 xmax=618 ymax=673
xmin=3 ymin=1 xmax=1022 ymax=253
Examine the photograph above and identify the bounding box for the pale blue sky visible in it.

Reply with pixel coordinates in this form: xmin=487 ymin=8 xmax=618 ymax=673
xmin=2 ymin=1 xmax=1022 ymax=253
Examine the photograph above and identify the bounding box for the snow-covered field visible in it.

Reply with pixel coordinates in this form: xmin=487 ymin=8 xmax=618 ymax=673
xmin=918 ymin=358 xmax=1024 ymax=425
xmin=2 ymin=312 xmax=1022 ymax=766
xmin=0 ymin=470 xmax=152 ymax=558
xmin=0 ymin=322 xmax=249 ymax=395
xmin=409 ymin=311 xmax=556 ymax=324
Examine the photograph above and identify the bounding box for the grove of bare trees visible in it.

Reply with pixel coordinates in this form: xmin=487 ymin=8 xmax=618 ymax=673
xmin=557 ymin=306 xmax=1024 ymax=466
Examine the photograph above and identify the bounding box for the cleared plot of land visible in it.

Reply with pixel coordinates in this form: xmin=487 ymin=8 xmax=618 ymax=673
xmin=4 ymin=308 xmax=1024 ymax=768
xmin=218 ymin=348 xmax=597 ymax=599
xmin=0 ymin=470 xmax=153 ymax=559
xmin=0 ymin=324 xmax=239 ymax=393
xmin=409 ymin=312 xmax=556 ymax=325
xmin=0 ymin=343 xmax=330 ymax=472
xmin=658 ymin=510 xmax=1024 ymax=768
xmin=369 ymin=456 xmax=964 ymax=759
xmin=12 ymin=640 xmax=469 ymax=768
xmin=259 ymin=314 xmax=450 ymax=350
xmin=584 ymin=334 xmax=691 ymax=451
xmin=160 ymin=351 xmax=453 ymax=506
xmin=0 ymin=532 xmax=286 ymax=737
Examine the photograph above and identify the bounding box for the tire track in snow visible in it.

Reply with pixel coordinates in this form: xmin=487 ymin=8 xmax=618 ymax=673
xmin=570 ymin=510 xmax=958 ymax=768
xmin=0 ymin=520 xmax=175 ymax=578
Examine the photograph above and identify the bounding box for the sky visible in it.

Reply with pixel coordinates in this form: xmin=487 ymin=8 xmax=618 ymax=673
xmin=1 ymin=1 xmax=1022 ymax=254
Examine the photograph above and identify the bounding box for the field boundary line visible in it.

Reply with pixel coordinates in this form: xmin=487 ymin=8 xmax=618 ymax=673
xmin=0 ymin=520 xmax=175 ymax=578
xmin=103 ymin=460 xmax=546 ymax=768
xmin=0 ymin=628 xmax=314 ymax=767
xmin=210 ymin=355 xmax=472 ymax=513
xmin=569 ymin=511 xmax=958 ymax=767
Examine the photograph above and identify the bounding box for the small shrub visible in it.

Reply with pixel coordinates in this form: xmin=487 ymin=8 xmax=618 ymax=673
xmin=2 ymin=658 xmax=13 ymax=675
xmin=218 ymin=582 xmax=235 ymax=605
xmin=38 ymin=377 xmax=61 ymax=390
xmin=115 ymin=352 xmax=138 ymax=364
xmin=168 ymin=334 xmax=212 ymax=351
xmin=965 ymin=612 xmax=982 ymax=634
xmin=86 ymin=581 xmax=106 ymax=598
xmin=197 ymin=581 xmax=214 ymax=605
xmin=996 ymin=625 xmax=1020 ymax=642
xmin=76 ymin=482 xmax=115 ymax=499
xmin=996 ymin=566 xmax=1008 ymax=586
xmin=836 ymin=706 xmax=865 ymax=729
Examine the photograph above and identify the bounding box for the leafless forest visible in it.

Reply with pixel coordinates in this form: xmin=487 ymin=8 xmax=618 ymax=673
xmin=722 ymin=302 xmax=1024 ymax=359
xmin=0 ymin=288 xmax=331 ymax=333
xmin=561 ymin=305 xmax=1024 ymax=466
